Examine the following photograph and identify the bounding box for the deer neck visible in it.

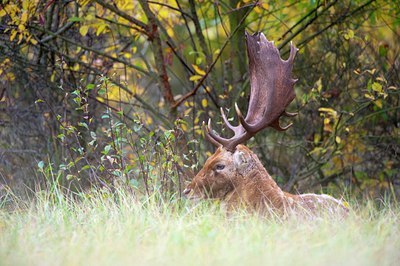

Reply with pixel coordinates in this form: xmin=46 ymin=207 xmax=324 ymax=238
xmin=226 ymin=149 xmax=292 ymax=212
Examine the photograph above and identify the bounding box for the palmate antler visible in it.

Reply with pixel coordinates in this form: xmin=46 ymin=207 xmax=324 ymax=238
xmin=205 ymin=32 xmax=299 ymax=152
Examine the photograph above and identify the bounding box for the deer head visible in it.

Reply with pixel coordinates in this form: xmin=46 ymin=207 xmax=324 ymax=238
xmin=183 ymin=32 xmax=298 ymax=201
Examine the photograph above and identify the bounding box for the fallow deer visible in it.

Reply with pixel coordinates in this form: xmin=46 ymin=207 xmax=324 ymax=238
xmin=183 ymin=32 xmax=348 ymax=217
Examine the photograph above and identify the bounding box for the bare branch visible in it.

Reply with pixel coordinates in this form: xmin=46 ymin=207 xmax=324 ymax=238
xmin=138 ymin=0 xmax=176 ymax=107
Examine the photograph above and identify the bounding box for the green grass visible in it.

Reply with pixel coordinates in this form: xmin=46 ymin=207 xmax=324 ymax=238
xmin=0 ymin=189 xmax=399 ymax=266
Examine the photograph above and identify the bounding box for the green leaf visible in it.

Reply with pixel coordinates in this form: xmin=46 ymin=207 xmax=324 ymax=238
xmin=81 ymin=165 xmax=91 ymax=171
xmin=68 ymin=17 xmax=82 ymax=22
xmin=86 ymin=83 xmax=95 ymax=90
xmin=98 ymin=88 xmax=106 ymax=95
xmin=129 ymin=179 xmax=139 ymax=188
xmin=101 ymin=113 xmax=110 ymax=119
xmin=57 ymin=134 xmax=65 ymax=141
xmin=66 ymin=174 xmax=75 ymax=180
xmin=78 ymin=122 xmax=89 ymax=130
xmin=103 ymin=145 xmax=111 ymax=155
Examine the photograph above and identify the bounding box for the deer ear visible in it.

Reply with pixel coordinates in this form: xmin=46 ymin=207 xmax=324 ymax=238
xmin=233 ymin=150 xmax=248 ymax=168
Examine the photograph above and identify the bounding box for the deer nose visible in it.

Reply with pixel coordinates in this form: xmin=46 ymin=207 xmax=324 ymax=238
xmin=182 ymin=188 xmax=191 ymax=196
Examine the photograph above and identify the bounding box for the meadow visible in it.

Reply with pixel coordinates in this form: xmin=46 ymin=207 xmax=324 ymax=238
xmin=1 ymin=189 xmax=399 ymax=266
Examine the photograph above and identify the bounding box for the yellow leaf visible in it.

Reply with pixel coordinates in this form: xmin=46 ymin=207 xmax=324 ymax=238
xmin=254 ymin=6 xmax=262 ymax=14
xmin=335 ymin=136 xmax=341 ymax=144
xmin=79 ymin=25 xmax=89 ymax=36
xmin=192 ymin=64 xmax=206 ymax=76
xmin=309 ymin=147 xmax=323 ymax=156
xmin=371 ymin=82 xmax=383 ymax=93
xmin=344 ymin=30 xmax=354 ymax=40
xmin=30 ymin=37 xmax=37 ymax=45
xmin=6 ymin=72 xmax=15 ymax=81
xmin=184 ymin=108 xmax=192 ymax=116
xmin=373 ymin=99 xmax=383 ymax=109
xmin=313 ymin=133 xmax=321 ymax=144
xmin=201 ymin=99 xmax=208 ymax=108
xmin=10 ymin=30 xmax=17 ymax=42
xmin=96 ymin=23 xmax=107 ymax=36
xmin=50 ymin=72 xmax=56 ymax=82
xmin=123 ymin=52 xmax=131 ymax=59
xmin=22 ymin=0 xmax=29 ymax=10
xmin=189 ymin=75 xmax=202 ymax=81
xmin=21 ymin=11 xmax=28 ymax=24
xmin=316 ymin=78 xmax=322 ymax=93
xmin=318 ymin=107 xmax=337 ymax=116
xmin=181 ymin=123 xmax=187 ymax=132
xmin=376 ymin=77 xmax=386 ymax=83
xmin=18 ymin=24 xmax=26 ymax=32
xmin=167 ymin=27 xmax=174 ymax=38
xmin=364 ymin=93 xmax=375 ymax=100
xmin=18 ymin=33 xmax=23 ymax=44
xmin=146 ymin=116 xmax=153 ymax=125
xmin=72 ymin=63 xmax=80 ymax=71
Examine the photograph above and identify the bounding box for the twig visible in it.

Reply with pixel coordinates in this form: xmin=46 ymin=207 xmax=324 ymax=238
xmin=291 ymin=0 xmax=377 ymax=54
xmin=278 ymin=0 xmax=338 ymax=50
xmin=172 ymin=2 xmax=256 ymax=108
xmin=35 ymin=26 xmax=151 ymax=76
xmin=40 ymin=2 xmax=79 ymax=43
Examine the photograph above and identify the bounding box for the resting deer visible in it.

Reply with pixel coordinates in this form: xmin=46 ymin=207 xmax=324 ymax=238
xmin=183 ymin=32 xmax=348 ymax=217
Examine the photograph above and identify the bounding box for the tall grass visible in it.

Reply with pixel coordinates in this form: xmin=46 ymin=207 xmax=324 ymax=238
xmin=0 ymin=188 xmax=399 ymax=266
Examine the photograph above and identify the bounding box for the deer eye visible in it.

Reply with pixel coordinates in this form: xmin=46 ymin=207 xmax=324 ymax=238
xmin=215 ymin=164 xmax=225 ymax=171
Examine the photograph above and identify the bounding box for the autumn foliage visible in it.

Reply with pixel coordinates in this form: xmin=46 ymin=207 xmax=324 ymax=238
xmin=0 ymin=0 xmax=399 ymax=200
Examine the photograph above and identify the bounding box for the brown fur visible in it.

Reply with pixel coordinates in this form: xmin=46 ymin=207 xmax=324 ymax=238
xmin=184 ymin=145 xmax=348 ymax=217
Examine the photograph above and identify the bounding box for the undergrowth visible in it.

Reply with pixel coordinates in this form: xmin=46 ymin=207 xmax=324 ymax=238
xmin=0 ymin=187 xmax=399 ymax=266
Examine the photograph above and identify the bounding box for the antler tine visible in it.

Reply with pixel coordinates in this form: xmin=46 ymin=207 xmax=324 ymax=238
xmin=234 ymin=103 xmax=246 ymax=127
xmin=206 ymin=118 xmax=237 ymax=148
xmin=288 ymin=41 xmax=298 ymax=63
xmin=220 ymin=107 xmax=243 ymax=135
xmin=203 ymin=120 xmax=222 ymax=148
xmin=204 ymin=117 xmax=250 ymax=151
xmin=271 ymin=119 xmax=293 ymax=131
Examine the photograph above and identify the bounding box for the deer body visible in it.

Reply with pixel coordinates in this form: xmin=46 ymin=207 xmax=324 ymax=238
xmin=184 ymin=32 xmax=348 ymax=216
xmin=184 ymin=145 xmax=348 ymax=216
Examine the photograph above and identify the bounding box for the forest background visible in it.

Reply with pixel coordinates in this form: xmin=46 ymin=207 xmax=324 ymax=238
xmin=0 ymin=0 xmax=399 ymax=201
